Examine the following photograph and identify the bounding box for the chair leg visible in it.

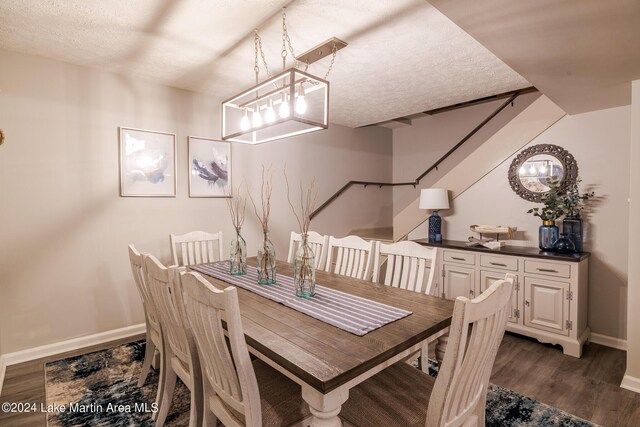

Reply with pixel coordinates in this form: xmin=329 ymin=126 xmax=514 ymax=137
xmin=138 ymin=336 xmax=156 ymax=387
xmin=420 ymin=342 xmax=429 ymax=374
xmin=151 ymin=343 xmax=166 ymax=422
xmin=203 ymin=408 xmax=218 ymax=427
xmin=155 ymin=366 xmax=177 ymax=427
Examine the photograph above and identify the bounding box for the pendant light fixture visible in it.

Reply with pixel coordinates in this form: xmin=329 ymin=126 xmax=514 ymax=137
xmin=222 ymin=8 xmax=346 ymax=144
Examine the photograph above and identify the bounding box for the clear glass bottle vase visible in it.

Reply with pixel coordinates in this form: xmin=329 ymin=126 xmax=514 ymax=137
xmin=229 ymin=229 xmax=247 ymax=276
xmin=294 ymin=235 xmax=316 ymax=298
xmin=257 ymin=232 xmax=276 ymax=285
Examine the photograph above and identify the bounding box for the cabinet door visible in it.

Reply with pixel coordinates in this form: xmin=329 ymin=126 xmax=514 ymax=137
xmin=480 ymin=270 xmax=519 ymax=324
xmin=524 ymin=276 xmax=570 ymax=336
xmin=443 ymin=264 xmax=475 ymax=300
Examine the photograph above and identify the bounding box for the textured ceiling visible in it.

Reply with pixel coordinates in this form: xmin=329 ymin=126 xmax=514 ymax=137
xmin=429 ymin=0 xmax=640 ymax=114
xmin=0 ymin=0 xmax=531 ymax=127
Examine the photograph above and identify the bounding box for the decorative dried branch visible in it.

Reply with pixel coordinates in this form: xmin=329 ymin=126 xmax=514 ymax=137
xmin=225 ymin=183 xmax=246 ymax=233
xmin=248 ymin=165 xmax=273 ymax=234
xmin=284 ymin=167 xmax=317 ymax=235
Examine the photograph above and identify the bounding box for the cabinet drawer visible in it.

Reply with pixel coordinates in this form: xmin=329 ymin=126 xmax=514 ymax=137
xmin=480 ymin=255 xmax=518 ymax=271
xmin=443 ymin=250 xmax=475 ymax=266
xmin=524 ymin=260 xmax=571 ymax=278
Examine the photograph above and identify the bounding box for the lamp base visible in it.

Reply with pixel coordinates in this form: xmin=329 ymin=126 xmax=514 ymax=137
xmin=428 ymin=211 xmax=443 ymax=243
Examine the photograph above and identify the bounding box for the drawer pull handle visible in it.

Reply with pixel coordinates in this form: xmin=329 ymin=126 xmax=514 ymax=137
xmin=537 ymin=268 xmax=559 ymax=273
xmin=525 ymin=300 xmax=530 ymax=306
xmin=452 ymin=257 xmax=466 ymax=261
xmin=490 ymin=262 xmax=507 ymax=267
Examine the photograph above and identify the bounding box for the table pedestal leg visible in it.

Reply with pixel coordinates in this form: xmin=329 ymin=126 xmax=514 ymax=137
xmin=436 ymin=334 xmax=449 ymax=366
xmin=302 ymin=386 xmax=349 ymax=427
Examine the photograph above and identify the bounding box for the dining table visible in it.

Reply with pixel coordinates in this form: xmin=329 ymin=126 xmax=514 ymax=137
xmin=192 ymin=258 xmax=454 ymax=427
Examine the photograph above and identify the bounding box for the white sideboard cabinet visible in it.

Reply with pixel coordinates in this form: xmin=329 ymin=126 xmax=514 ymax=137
xmin=415 ymin=239 xmax=590 ymax=358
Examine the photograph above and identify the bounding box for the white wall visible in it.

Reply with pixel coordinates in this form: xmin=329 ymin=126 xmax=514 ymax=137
xmin=0 ymin=49 xmax=393 ymax=354
xmin=393 ymin=92 xmax=540 ymax=216
xmin=405 ymin=106 xmax=630 ymax=339
xmin=624 ymin=80 xmax=640 ymax=390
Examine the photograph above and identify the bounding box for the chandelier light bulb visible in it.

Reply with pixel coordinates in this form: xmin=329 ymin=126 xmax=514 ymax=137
xmin=539 ymin=165 xmax=547 ymax=174
xmin=265 ymin=99 xmax=276 ymax=123
xmin=252 ymin=109 xmax=263 ymax=128
xmin=519 ymin=166 xmax=526 ymax=175
xmin=529 ymin=165 xmax=536 ymax=174
xmin=240 ymin=109 xmax=250 ymax=131
xmin=295 ymin=84 xmax=307 ymax=115
xmin=279 ymin=93 xmax=290 ymax=118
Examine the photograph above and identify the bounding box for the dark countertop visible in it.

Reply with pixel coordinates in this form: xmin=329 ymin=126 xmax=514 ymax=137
xmin=413 ymin=239 xmax=590 ymax=262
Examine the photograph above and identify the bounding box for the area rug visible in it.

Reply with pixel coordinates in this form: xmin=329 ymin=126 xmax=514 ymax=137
xmin=45 ymin=340 xmax=596 ymax=427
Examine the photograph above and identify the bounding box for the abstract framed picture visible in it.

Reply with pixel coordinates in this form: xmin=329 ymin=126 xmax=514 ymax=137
xmin=188 ymin=136 xmax=231 ymax=198
xmin=119 ymin=127 xmax=176 ymax=197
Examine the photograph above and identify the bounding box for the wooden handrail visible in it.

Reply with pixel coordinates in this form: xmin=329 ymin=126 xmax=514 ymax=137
xmin=310 ymin=90 xmax=526 ymax=220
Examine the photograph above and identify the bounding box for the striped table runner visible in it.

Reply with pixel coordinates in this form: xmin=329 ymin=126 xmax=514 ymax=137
xmin=190 ymin=262 xmax=412 ymax=336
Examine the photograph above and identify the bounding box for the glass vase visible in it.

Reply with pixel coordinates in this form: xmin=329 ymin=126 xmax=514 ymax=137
xmin=539 ymin=220 xmax=559 ymax=251
xmin=229 ymin=230 xmax=247 ymax=276
xmin=562 ymin=216 xmax=583 ymax=252
xmin=294 ymin=234 xmax=316 ymax=298
xmin=257 ymin=232 xmax=276 ymax=285
xmin=552 ymin=233 xmax=576 ymax=254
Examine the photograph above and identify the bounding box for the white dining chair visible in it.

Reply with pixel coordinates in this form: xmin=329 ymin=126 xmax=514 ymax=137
xmin=372 ymin=241 xmax=438 ymax=372
xmin=170 ymin=230 xmax=223 ymax=267
xmin=338 ymin=275 xmax=515 ymax=427
xmin=144 ymin=254 xmax=203 ymax=427
xmin=128 ymin=245 xmax=165 ymax=421
xmin=372 ymin=240 xmax=438 ymax=294
xmin=287 ymin=231 xmax=329 ymax=270
xmin=324 ymin=235 xmax=377 ymax=280
xmin=181 ymin=271 xmax=311 ymax=427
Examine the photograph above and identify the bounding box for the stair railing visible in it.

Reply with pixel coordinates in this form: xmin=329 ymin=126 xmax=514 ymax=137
xmin=310 ymin=89 xmax=530 ymax=220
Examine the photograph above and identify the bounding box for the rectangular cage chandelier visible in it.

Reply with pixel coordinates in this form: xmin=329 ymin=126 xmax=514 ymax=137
xmin=222 ymin=68 xmax=329 ymax=144
xmin=221 ymin=7 xmax=345 ymax=144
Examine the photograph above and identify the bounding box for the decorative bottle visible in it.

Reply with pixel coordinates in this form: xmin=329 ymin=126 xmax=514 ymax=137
xmin=230 ymin=229 xmax=247 ymax=276
xmin=562 ymin=216 xmax=583 ymax=252
xmin=257 ymin=232 xmax=276 ymax=285
xmin=539 ymin=220 xmax=559 ymax=251
xmin=294 ymin=234 xmax=316 ymax=298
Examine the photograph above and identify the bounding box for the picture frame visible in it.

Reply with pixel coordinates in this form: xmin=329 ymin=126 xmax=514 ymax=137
xmin=188 ymin=136 xmax=231 ymax=198
xmin=119 ymin=127 xmax=177 ymax=197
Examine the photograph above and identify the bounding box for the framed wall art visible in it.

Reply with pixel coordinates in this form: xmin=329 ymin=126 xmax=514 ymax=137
xmin=119 ymin=127 xmax=176 ymax=197
xmin=188 ymin=136 xmax=231 ymax=198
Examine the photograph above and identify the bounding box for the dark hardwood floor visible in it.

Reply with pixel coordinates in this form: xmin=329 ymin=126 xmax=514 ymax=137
xmin=1 ymin=332 xmax=638 ymax=426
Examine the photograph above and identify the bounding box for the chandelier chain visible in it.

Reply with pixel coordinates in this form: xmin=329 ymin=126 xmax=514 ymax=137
xmin=324 ymin=44 xmax=338 ymax=80
xmin=253 ymin=6 xmax=338 ymax=85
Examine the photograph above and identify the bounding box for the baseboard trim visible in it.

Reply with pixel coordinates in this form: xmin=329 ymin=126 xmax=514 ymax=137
xmin=0 ymin=323 xmax=145 ymax=396
xmin=0 ymin=354 xmax=6 ymax=397
xmin=621 ymin=374 xmax=640 ymax=394
xmin=590 ymin=332 xmax=628 ymax=351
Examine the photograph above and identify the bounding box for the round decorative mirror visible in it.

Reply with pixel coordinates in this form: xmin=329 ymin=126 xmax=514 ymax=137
xmin=508 ymin=144 xmax=578 ymax=202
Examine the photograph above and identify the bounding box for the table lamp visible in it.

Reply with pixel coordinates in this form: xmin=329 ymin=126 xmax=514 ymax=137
xmin=419 ymin=188 xmax=450 ymax=243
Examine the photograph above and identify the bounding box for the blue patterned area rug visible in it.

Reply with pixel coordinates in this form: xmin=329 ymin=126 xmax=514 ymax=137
xmin=45 ymin=340 xmax=597 ymax=427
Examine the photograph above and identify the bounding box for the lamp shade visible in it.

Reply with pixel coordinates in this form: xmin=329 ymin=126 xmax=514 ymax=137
xmin=419 ymin=188 xmax=450 ymax=210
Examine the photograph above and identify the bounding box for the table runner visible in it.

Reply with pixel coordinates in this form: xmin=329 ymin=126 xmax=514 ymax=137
xmin=190 ymin=262 xmax=412 ymax=336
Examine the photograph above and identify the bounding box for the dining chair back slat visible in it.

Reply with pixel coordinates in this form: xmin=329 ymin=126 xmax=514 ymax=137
xmin=325 ymin=235 xmax=377 ymax=280
xmin=373 ymin=241 xmax=438 ymax=295
xmin=426 ymin=274 xmax=515 ymax=427
xmin=144 ymin=255 xmax=203 ymax=427
xmin=170 ymin=231 xmax=223 ymax=266
xmin=128 ymin=245 xmax=165 ymax=407
xmin=182 ymin=272 xmax=262 ymax=427
xmin=287 ymin=231 xmax=329 ymax=271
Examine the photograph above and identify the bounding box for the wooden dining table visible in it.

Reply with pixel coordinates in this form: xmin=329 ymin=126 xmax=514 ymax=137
xmin=195 ymin=258 xmax=454 ymax=427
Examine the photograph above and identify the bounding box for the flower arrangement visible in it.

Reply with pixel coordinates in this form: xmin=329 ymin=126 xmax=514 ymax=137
xmin=225 ymin=183 xmax=247 ymax=275
xmin=526 ymin=176 xmax=566 ymax=222
xmin=285 ymin=169 xmax=318 ymax=297
xmin=563 ymin=178 xmax=595 ymax=218
xmin=249 ymin=166 xmax=276 ymax=284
